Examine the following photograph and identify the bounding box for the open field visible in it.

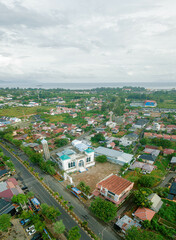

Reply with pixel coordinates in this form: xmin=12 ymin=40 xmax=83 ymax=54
xmin=157 ymin=100 xmax=176 ymax=109
xmin=43 ymin=113 xmax=87 ymax=124
xmin=68 ymin=162 xmax=121 ymax=192
xmin=0 ymin=106 xmax=51 ymax=118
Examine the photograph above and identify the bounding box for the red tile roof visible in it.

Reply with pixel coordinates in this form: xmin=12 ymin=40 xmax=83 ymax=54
xmin=145 ymin=145 xmax=158 ymax=150
xmin=134 ymin=207 xmax=155 ymax=221
xmin=7 ymin=178 xmax=18 ymax=186
xmin=97 ymin=175 xmax=133 ymax=195
xmin=163 ymin=149 xmax=174 ymax=155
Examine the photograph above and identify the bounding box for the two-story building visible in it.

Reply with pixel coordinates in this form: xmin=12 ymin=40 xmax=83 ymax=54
xmin=56 ymin=148 xmax=95 ymax=173
xmin=93 ymin=174 xmax=134 ymax=205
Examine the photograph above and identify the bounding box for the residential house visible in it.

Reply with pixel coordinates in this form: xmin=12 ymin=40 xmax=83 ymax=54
xmin=153 ymin=123 xmax=160 ymax=131
xmin=0 ymin=198 xmax=16 ymax=216
xmin=167 ymin=182 xmax=176 ymax=201
xmin=144 ymin=147 xmax=160 ymax=157
xmin=0 ymin=178 xmax=23 ymax=200
xmin=115 ymin=215 xmax=141 ymax=233
xmin=120 ymin=133 xmax=138 ymax=147
xmin=138 ymin=154 xmax=156 ymax=165
xmin=94 ymin=146 xmax=133 ymax=165
xmin=170 ymin=157 xmax=176 ymax=165
xmin=93 ymin=174 xmax=134 ymax=205
xmin=133 ymin=119 xmax=148 ymax=129
xmin=130 ymin=161 xmax=156 ymax=173
xmin=107 ymin=142 xmax=116 ymax=149
xmin=163 ymin=149 xmax=175 ymax=155
xmin=147 ymin=193 xmax=163 ymax=212
xmin=134 ymin=207 xmax=155 ymax=222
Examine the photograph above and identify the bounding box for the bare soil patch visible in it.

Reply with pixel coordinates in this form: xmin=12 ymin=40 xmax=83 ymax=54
xmin=2 ymin=218 xmax=30 ymax=240
xmin=69 ymin=162 xmax=121 ymax=192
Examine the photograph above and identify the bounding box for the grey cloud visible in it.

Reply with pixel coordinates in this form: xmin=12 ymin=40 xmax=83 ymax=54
xmin=0 ymin=0 xmax=176 ymax=84
xmin=0 ymin=2 xmax=69 ymax=28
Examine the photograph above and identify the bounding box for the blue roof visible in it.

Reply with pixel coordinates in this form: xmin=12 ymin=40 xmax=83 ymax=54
xmin=72 ymin=187 xmax=81 ymax=194
xmin=60 ymin=155 xmax=71 ymax=161
xmin=85 ymin=148 xmax=94 ymax=154
xmin=31 ymin=198 xmax=40 ymax=205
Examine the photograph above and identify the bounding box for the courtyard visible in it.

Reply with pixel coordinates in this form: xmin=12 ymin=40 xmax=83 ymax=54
xmin=68 ymin=162 xmax=121 ymax=192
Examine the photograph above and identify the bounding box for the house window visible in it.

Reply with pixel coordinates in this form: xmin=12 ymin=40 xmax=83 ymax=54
xmin=107 ymin=190 xmax=115 ymax=200
xmin=86 ymin=157 xmax=91 ymax=162
xmin=68 ymin=162 xmax=75 ymax=168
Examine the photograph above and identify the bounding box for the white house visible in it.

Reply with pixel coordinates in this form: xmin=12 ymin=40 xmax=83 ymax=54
xmin=153 ymin=123 xmax=161 ymax=131
xmin=106 ymin=121 xmax=116 ymax=129
xmin=56 ymin=148 xmax=95 ymax=173
xmin=120 ymin=136 xmax=133 ymax=146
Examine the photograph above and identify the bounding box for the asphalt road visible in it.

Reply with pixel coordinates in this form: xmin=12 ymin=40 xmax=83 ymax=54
xmin=157 ymin=172 xmax=176 ymax=188
xmin=1 ymin=142 xmax=120 ymax=240
xmin=0 ymin=144 xmax=91 ymax=240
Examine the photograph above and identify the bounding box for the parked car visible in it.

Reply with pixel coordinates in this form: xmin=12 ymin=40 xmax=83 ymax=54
xmin=26 ymin=225 xmax=35 ymax=232
xmin=28 ymin=229 xmax=36 ymax=235
xmin=31 ymin=233 xmax=42 ymax=240
xmin=20 ymin=219 xmax=30 ymax=225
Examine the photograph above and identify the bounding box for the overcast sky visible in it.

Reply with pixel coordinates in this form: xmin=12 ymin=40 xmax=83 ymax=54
xmin=0 ymin=0 xmax=176 ymax=83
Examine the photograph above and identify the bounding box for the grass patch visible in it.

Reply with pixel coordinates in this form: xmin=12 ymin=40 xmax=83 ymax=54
xmin=123 ymin=170 xmax=140 ymax=183
xmin=43 ymin=113 xmax=87 ymax=125
xmin=157 ymin=199 xmax=176 ymax=224
xmin=157 ymin=100 xmax=176 ymax=109
xmin=0 ymin=106 xmax=51 ymax=118
xmin=159 ymin=218 xmax=176 ymax=229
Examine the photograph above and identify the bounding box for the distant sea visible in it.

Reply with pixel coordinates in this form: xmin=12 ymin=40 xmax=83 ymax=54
xmin=0 ymin=81 xmax=175 ymax=90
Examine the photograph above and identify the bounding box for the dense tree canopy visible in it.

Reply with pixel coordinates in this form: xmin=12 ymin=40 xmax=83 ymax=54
xmin=91 ymin=133 xmax=105 ymax=143
xmin=126 ymin=226 xmax=164 ymax=240
xmin=90 ymin=197 xmax=117 ymax=222
xmin=0 ymin=214 xmax=11 ymax=232
xmin=138 ymin=175 xmax=155 ymax=188
xmin=133 ymin=189 xmax=152 ymax=208
xmin=41 ymin=203 xmax=61 ymax=222
xmin=95 ymin=155 xmax=107 ymax=163
xmin=68 ymin=226 xmax=81 ymax=240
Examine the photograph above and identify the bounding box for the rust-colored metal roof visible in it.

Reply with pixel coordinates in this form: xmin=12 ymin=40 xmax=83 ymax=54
xmin=98 ymin=175 xmax=133 ymax=195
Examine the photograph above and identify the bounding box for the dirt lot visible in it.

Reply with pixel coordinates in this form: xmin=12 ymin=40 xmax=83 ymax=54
xmin=69 ymin=162 xmax=121 ymax=192
xmin=1 ymin=219 xmax=30 ymax=240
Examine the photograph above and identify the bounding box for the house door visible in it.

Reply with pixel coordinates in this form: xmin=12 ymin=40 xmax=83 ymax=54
xmin=79 ymin=160 xmax=84 ymax=167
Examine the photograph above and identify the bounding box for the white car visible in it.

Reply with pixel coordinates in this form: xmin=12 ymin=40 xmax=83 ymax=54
xmin=28 ymin=229 xmax=36 ymax=235
xmin=26 ymin=225 xmax=35 ymax=232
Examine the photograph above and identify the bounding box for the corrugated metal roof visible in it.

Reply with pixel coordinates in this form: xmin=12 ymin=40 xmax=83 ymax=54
xmin=0 ymin=182 xmax=8 ymax=192
xmin=95 ymin=147 xmax=133 ymax=163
